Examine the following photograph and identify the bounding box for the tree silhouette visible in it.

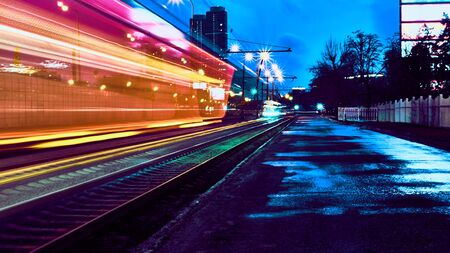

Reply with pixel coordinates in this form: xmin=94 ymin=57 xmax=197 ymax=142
xmin=346 ymin=30 xmax=383 ymax=106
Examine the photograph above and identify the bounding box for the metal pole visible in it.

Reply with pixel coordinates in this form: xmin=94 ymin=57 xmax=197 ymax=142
xmin=272 ymin=81 xmax=274 ymax=101
xmin=242 ymin=62 xmax=245 ymax=102
xmin=255 ymin=59 xmax=263 ymax=102
xmin=188 ymin=0 xmax=194 ymax=34
xmin=76 ymin=11 xmax=81 ymax=82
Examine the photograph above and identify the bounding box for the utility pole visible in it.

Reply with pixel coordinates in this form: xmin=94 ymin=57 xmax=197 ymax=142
xmin=227 ymin=48 xmax=292 ymax=103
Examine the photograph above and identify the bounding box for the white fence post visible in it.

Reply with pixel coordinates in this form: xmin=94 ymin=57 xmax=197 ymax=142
xmin=337 ymin=94 xmax=449 ymax=128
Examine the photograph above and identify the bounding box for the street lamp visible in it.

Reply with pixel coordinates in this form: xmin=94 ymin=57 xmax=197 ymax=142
xmin=168 ymin=0 xmax=194 ymax=33
xmin=230 ymin=44 xmax=240 ymax=53
xmin=57 ymin=1 xmax=80 ymax=83
xmin=240 ymin=52 xmax=254 ymax=102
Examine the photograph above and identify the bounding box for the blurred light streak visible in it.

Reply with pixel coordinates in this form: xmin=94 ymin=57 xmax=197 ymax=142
xmin=0 ymin=118 xmax=205 ymax=146
xmin=0 ymin=24 xmax=222 ymax=85
xmin=0 ymin=0 xmax=235 ymax=134
xmin=32 ymin=131 xmax=142 ymax=149
xmin=0 ymin=132 xmax=95 ymax=146
xmin=0 ymin=121 xmax=257 ymax=186
xmin=179 ymin=120 xmax=222 ymax=128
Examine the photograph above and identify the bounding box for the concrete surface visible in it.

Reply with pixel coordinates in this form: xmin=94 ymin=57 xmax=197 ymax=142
xmin=140 ymin=116 xmax=450 ymax=253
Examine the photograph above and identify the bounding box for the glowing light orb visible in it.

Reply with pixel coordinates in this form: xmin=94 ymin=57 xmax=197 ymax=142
xmin=245 ymin=53 xmax=254 ymax=62
xmin=230 ymin=44 xmax=240 ymax=52
xmin=259 ymin=51 xmax=271 ymax=62
xmin=317 ymin=103 xmax=325 ymax=111
xmin=168 ymin=0 xmax=184 ymax=6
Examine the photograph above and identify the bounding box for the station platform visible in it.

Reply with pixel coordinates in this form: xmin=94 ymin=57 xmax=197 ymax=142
xmin=136 ymin=116 xmax=450 ymax=253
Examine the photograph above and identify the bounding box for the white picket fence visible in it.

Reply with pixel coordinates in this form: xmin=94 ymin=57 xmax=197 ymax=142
xmin=338 ymin=108 xmax=378 ymax=122
xmin=338 ymin=94 xmax=450 ymax=128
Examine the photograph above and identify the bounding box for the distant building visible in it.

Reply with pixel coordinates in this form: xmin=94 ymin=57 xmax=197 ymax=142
xmin=400 ymin=0 xmax=450 ymax=56
xmin=191 ymin=14 xmax=206 ymax=48
xmin=190 ymin=6 xmax=228 ymax=56
xmin=205 ymin=7 xmax=228 ymax=55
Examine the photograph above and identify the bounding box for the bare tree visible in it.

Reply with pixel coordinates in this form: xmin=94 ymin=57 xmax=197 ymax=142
xmin=309 ymin=38 xmax=355 ymax=110
xmin=321 ymin=38 xmax=349 ymax=71
xmin=346 ymin=30 xmax=383 ymax=106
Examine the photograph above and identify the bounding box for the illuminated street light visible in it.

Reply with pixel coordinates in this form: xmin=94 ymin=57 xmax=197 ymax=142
xmin=57 ymin=1 xmax=80 ymax=83
xmin=168 ymin=0 xmax=184 ymax=5
xmin=317 ymin=103 xmax=325 ymax=111
xmin=259 ymin=51 xmax=271 ymax=62
xmin=56 ymin=1 xmax=69 ymax=12
xmin=230 ymin=44 xmax=240 ymax=53
xmin=264 ymin=70 xmax=271 ymax=77
xmin=245 ymin=53 xmax=254 ymax=62
xmin=274 ymin=69 xmax=283 ymax=78
xmin=269 ymin=76 xmax=275 ymax=83
xmin=168 ymin=0 xmax=195 ymax=33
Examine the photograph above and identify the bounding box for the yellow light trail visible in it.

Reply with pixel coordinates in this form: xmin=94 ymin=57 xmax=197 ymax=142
xmin=0 ymin=2 xmax=231 ymax=85
xmin=0 ymin=120 xmax=259 ymax=186
xmin=0 ymin=131 xmax=95 ymax=146
xmin=179 ymin=120 xmax=222 ymax=129
xmin=0 ymin=24 xmax=223 ymax=85
xmin=0 ymin=118 xmax=207 ymax=147
xmin=32 ymin=131 xmax=142 ymax=149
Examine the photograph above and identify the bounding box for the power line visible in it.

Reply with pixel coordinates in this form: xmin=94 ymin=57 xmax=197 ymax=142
xmin=228 ymin=38 xmax=291 ymax=50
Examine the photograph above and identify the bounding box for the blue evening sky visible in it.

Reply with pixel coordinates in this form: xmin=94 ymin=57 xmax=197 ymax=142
xmin=161 ymin=0 xmax=400 ymax=89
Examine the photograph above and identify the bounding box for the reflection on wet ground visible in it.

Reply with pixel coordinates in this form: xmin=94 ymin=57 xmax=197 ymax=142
xmin=256 ymin=117 xmax=450 ymax=218
xmin=154 ymin=116 xmax=450 ymax=253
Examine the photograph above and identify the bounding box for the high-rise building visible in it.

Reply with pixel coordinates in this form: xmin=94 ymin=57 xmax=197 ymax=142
xmin=190 ymin=14 xmax=206 ymax=48
xmin=400 ymin=0 xmax=450 ymax=56
xmin=205 ymin=7 xmax=228 ymax=55
xmin=190 ymin=7 xmax=228 ymax=56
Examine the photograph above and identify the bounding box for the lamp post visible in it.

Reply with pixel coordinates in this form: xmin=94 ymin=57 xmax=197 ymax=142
xmin=57 ymin=1 xmax=81 ymax=83
xmin=186 ymin=0 xmax=195 ymax=35
xmin=241 ymin=52 xmax=254 ymax=103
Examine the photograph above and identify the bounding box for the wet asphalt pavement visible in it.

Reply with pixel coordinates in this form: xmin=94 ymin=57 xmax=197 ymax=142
xmin=144 ymin=116 xmax=450 ymax=253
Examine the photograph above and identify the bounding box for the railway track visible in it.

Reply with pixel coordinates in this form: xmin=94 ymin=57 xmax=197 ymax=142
xmin=0 ymin=117 xmax=293 ymax=252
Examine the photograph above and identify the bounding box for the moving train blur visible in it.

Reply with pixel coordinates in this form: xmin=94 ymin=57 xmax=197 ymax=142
xmin=0 ymin=0 xmax=235 ymax=143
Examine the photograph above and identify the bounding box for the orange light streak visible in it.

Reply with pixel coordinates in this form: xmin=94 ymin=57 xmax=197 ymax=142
xmin=179 ymin=120 xmax=223 ymax=128
xmin=32 ymin=131 xmax=142 ymax=149
xmin=0 ymin=121 xmax=258 ymax=186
